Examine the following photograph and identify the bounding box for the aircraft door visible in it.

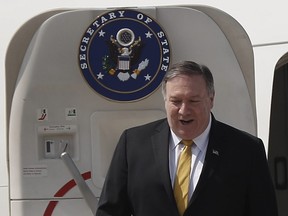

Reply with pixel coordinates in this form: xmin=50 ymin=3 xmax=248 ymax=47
xmin=268 ymin=54 xmax=288 ymax=216
xmin=6 ymin=6 xmax=256 ymax=215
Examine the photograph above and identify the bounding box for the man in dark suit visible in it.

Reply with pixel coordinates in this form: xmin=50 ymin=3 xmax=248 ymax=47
xmin=96 ymin=61 xmax=278 ymax=216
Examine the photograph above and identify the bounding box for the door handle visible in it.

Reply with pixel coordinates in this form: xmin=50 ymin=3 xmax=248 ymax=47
xmin=274 ymin=157 xmax=287 ymax=190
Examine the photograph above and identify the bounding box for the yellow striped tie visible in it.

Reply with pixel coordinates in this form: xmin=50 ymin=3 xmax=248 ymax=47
xmin=174 ymin=140 xmax=193 ymax=216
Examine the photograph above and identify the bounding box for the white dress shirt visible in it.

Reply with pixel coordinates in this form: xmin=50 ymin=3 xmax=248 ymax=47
xmin=169 ymin=114 xmax=211 ymax=200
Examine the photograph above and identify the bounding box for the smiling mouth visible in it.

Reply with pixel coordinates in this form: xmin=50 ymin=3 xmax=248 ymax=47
xmin=180 ymin=120 xmax=193 ymax=125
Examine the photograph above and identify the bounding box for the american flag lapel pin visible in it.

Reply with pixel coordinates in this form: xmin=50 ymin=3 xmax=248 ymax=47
xmin=212 ymin=149 xmax=219 ymax=156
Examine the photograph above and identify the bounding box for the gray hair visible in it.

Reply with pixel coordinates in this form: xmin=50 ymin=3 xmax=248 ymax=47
xmin=161 ymin=61 xmax=215 ymax=99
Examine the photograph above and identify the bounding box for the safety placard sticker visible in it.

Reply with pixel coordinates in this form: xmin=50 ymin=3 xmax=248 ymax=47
xmin=23 ymin=165 xmax=48 ymax=177
xmin=37 ymin=108 xmax=48 ymax=121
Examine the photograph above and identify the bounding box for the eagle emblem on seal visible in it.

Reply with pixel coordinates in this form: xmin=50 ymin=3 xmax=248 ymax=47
xmin=104 ymin=28 xmax=147 ymax=82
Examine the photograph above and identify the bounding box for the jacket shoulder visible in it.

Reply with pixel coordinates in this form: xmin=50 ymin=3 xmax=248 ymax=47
xmin=126 ymin=118 xmax=168 ymax=133
xmin=212 ymin=119 xmax=262 ymax=146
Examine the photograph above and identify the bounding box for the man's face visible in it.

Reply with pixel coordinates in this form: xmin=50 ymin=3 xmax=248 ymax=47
xmin=164 ymin=74 xmax=214 ymax=140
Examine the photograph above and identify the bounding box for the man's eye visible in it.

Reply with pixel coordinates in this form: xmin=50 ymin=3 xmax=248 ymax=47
xmin=171 ymin=100 xmax=181 ymax=105
xmin=189 ymin=100 xmax=202 ymax=106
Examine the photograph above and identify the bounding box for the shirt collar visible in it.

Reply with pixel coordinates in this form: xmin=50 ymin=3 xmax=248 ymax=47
xmin=170 ymin=114 xmax=212 ymax=152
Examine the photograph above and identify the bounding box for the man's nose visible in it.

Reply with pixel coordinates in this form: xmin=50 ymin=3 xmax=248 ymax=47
xmin=179 ymin=103 xmax=190 ymax=115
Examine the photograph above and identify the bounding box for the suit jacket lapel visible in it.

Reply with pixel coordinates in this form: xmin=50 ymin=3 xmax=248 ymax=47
xmin=189 ymin=116 xmax=223 ymax=204
xmin=151 ymin=120 xmax=176 ymax=204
